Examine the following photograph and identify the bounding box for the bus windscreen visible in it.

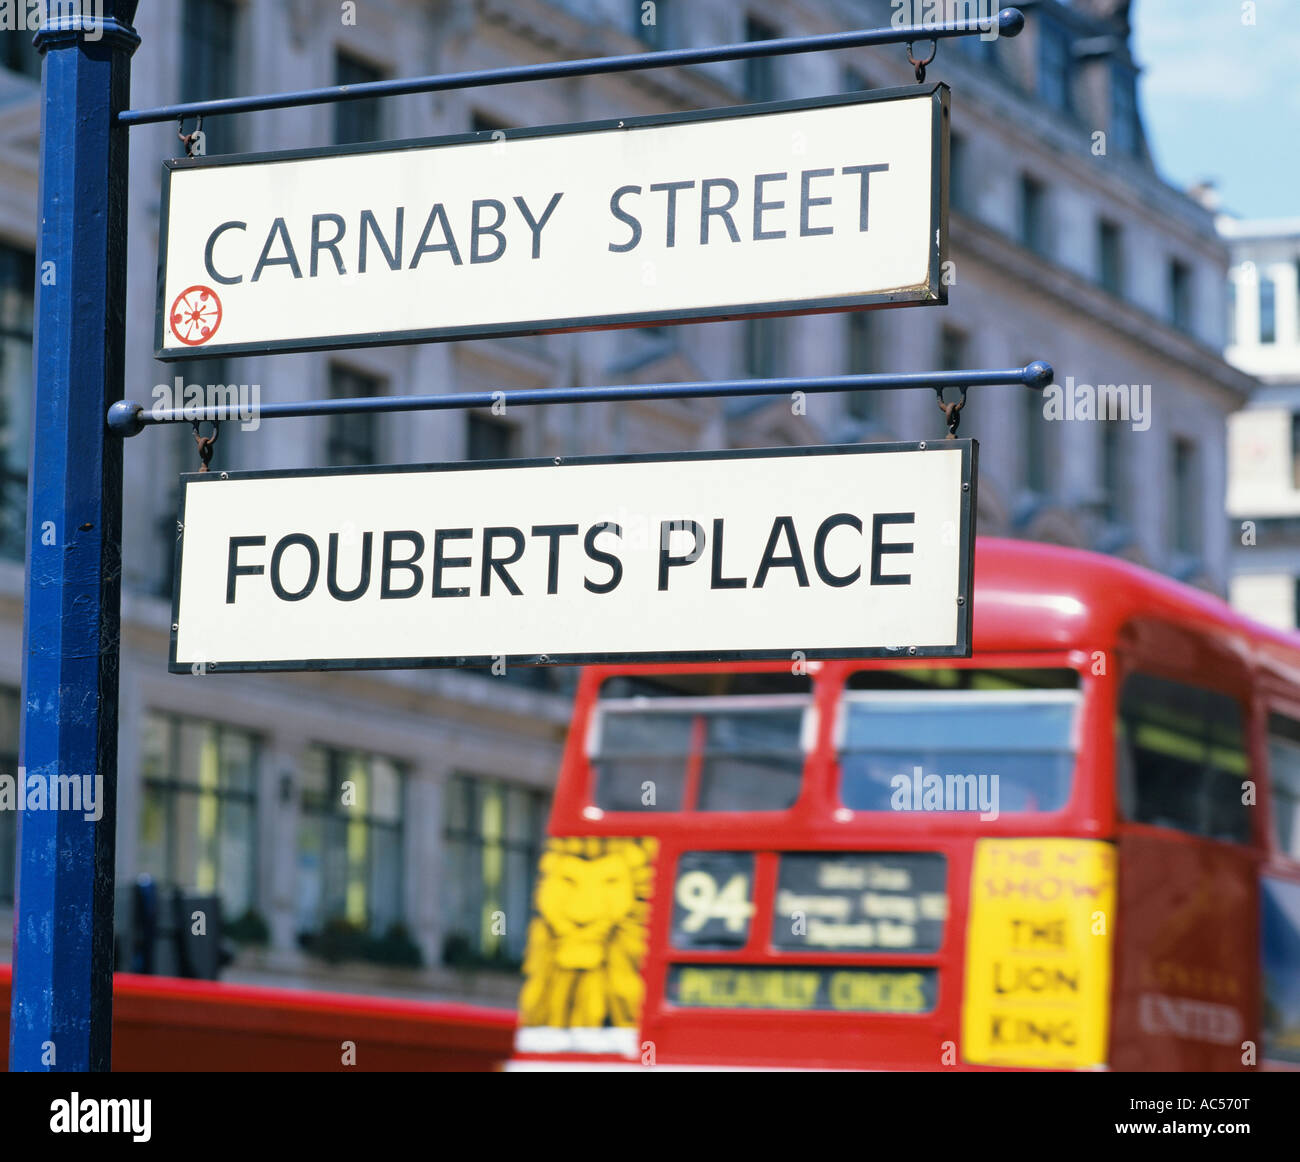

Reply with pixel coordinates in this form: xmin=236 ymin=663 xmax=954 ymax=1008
xmin=838 ymin=671 xmax=1081 ymax=814
xmin=590 ymin=695 xmax=810 ymax=812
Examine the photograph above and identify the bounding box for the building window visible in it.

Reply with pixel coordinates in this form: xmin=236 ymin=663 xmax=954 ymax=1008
xmin=0 ymin=244 xmax=34 ymax=562
xmin=1037 ymin=17 xmax=1072 ymax=113
xmin=1170 ymin=436 xmax=1200 ymax=555
xmin=949 ymin=132 xmax=969 ymax=214
xmin=631 ymin=0 xmax=671 ymax=49
xmin=0 ymin=28 xmax=40 ymax=79
xmin=1291 ymin=413 xmax=1300 ymax=490
xmin=442 ymin=773 xmax=549 ymax=968
xmin=939 ymin=325 xmax=967 ymax=371
xmin=0 ymin=685 xmax=17 ymax=903
xmin=181 ymin=0 xmax=240 ymax=155
xmin=1260 ymin=275 xmax=1277 ymax=345
xmin=467 ymin=413 xmax=518 ymax=461
xmin=296 ymin=745 xmax=406 ymax=940
xmin=1018 ymin=175 xmax=1047 ymax=257
xmin=1116 ymin=674 xmax=1251 ymax=844
xmin=1110 ymin=64 xmax=1140 ymax=157
xmin=1101 ymin=421 xmax=1125 ymax=525
xmin=743 ymin=16 xmax=778 ymax=101
xmin=1097 ymin=219 xmax=1123 ymax=297
xmin=744 ymin=317 xmax=781 ymax=379
xmin=1024 ymin=387 xmax=1047 ymax=494
xmin=137 ymin=713 xmax=260 ymax=922
xmin=845 ymin=311 xmax=876 ymax=422
xmin=843 ymin=66 xmax=872 ymax=93
xmin=957 ymin=24 xmax=1001 ymax=70
xmin=1169 ymin=259 xmax=1193 ymax=334
xmin=333 ymin=51 xmax=384 ymax=145
xmin=327 ymin=365 xmax=382 ymax=466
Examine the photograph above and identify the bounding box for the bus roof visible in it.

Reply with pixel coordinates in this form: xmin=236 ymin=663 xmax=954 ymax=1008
xmin=972 ymin=539 xmax=1300 ymax=685
xmin=582 ymin=538 xmax=1300 ymax=680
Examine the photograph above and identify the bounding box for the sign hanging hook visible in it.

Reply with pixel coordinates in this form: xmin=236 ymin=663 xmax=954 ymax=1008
xmin=906 ymin=39 xmax=937 ymax=83
xmin=935 ymin=385 xmax=967 ymax=438
xmin=191 ymin=418 xmax=219 ymax=472
xmin=178 ymin=115 xmax=204 ymax=158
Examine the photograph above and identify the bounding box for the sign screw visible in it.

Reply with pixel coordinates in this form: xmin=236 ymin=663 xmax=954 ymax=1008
xmin=220 ymin=471 xmax=229 ymax=480
xmin=171 ymin=623 xmax=178 ymax=632
xmin=918 ymin=441 xmax=927 ymax=450
xmin=907 ymin=646 xmax=917 ymax=656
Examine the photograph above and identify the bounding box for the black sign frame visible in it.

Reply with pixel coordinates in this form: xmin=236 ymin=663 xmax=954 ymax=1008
xmin=155 ymin=82 xmax=949 ymax=361
xmin=169 ymin=439 xmax=977 ymax=674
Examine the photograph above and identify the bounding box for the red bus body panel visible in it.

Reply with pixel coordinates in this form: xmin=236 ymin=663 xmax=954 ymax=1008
xmin=0 ymin=965 xmax=513 ymax=1072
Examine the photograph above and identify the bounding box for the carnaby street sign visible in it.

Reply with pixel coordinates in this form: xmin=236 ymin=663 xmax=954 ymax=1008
xmin=170 ymin=441 xmax=976 ymax=672
xmin=156 ymin=84 xmax=948 ymax=359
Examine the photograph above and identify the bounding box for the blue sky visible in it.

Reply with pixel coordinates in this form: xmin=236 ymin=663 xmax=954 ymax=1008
xmin=1132 ymin=0 xmax=1300 ymax=221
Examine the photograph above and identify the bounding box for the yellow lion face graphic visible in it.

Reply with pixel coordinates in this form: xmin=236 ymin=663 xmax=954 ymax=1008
xmin=519 ymin=836 xmax=657 ymax=1031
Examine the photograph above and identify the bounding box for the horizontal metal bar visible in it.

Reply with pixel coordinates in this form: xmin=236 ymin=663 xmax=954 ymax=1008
xmin=108 ymin=362 xmax=1053 ymax=436
xmin=117 ymin=8 xmax=1024 ymax=126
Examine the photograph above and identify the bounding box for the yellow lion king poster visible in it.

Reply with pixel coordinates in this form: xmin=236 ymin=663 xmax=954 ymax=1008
xmin=515 ymin=836 xmax=657 ymax=1056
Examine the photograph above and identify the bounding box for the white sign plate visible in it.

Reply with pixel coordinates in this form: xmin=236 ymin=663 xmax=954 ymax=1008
xmin=170 ymin=442 xmax=976 ymax=673
xmin=156 ymin=85 xmax=948 ymax=359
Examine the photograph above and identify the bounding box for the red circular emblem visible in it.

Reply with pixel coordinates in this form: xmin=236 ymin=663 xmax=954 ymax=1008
xmin=169 ymin=285 xmax=223 ymax=346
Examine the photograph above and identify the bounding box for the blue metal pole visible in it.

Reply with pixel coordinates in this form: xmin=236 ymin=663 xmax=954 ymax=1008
xmin=117 ymin=7 xmax=1025 ymax=127
xmin=10 ymin=2 xmax=139 ymax=1072
xmin=108 ymin=363 xmax=1054 ymax=434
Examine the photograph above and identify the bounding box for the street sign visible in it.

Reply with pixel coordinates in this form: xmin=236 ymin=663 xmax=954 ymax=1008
xmin=170 ymin=441 xmax=976 ymax=673
xmin=156 ymin=84 xmax=948 ymax=360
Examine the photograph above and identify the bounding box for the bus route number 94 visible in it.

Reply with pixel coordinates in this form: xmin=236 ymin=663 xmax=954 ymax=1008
xmin=671 ymin=853 xmax=756 ymax=949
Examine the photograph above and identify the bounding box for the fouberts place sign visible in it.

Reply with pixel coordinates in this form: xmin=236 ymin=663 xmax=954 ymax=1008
xmin=156 ymin=85 xmax=948 ymax=359
xmin=170 ymin=442 xmax=975 ymax=672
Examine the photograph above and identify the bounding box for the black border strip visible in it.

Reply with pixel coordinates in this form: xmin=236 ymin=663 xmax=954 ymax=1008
xmin=155 ymin=84 xmax=948 ymax=361
xmin=169 ymin=440 xmax=977 ymax=674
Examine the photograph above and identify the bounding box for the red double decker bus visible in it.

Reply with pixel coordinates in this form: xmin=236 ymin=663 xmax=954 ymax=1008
xmin=509 ymin=538 xmax=1300 ymax=1071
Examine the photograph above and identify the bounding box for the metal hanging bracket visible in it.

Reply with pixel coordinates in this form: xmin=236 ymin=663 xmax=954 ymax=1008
xmin=191 ymin=418 xmax=219 ymax=470
xmin=936 ymin=385 xmax=968 ymax=438
xmin=907 ymin=39 xmax=938 ymax=83
xmin=178 ymin=114 xmax=203 ymax=157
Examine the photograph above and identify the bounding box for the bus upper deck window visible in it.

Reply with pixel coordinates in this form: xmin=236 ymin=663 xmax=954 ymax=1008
xmin=837 ymin=668 xmax=1081 ymax=813
xmin=589 ymin=674 xmax=812 ymax=813
xmin=1117 ymin=673 xmax=1251 ymax=844
xmin=1265 ymin=714 xmax=1300 ymax=859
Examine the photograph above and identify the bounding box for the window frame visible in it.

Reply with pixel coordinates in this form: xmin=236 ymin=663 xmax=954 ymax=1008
xmin=586 ymin=692 xmax=814 ymax=814
xmin=180 ymin=0 xmax=242 ymax=155
xmin=1036 ymin=15 xmax=1073 ymax=115
xmin=326 ymin=363 xmax=383 ymax=466
xmin=1259 ymin=273 xmax=1277 ymax=345
xmin=1017 ymin=174 xmax=1048 ymax=257
xmin=295 ymin=743 xmax=407 ymax=939
xmin=1114 ymin=671 xmax=1254 ymax=847
xmin=333 ymin=48 xmax=387 ymax=145
xmin=742 ymin=15 xmax=779 ymax=101
xmin=1266 ymin=712 xmax=1300 ymax=863
xmin=834 ymin=683 xmax=1083 ymax=816
xmin=441 ymin=771 xmax=549 ymax=968
xmin=1169 ymin=258 xmax=1194 ymax=334
xmin=137 ymin=710 xmax=262 ymax=919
